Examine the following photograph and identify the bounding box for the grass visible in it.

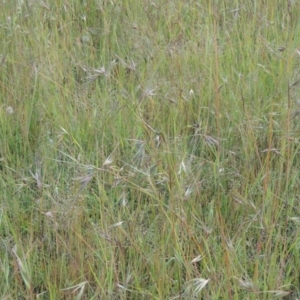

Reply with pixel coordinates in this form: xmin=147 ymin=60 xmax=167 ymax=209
xmin=1 ymin=0 xmax=300 ymax=299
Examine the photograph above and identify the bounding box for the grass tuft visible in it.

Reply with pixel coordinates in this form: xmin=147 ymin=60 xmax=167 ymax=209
xmin=1 ymin=0 xmax=300 ymax=299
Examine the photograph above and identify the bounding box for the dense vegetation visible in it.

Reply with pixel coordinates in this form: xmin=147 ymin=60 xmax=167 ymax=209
xmin=1 ymin=1 xmax=300 ymax=299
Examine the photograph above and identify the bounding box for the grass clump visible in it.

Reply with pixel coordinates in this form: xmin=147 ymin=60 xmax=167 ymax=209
xmin=1 ymin=0 xmax=300 ymax=299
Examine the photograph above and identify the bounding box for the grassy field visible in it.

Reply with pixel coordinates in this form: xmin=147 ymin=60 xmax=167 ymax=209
xmin=1 ymin=0 xmax=300 ymax=299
